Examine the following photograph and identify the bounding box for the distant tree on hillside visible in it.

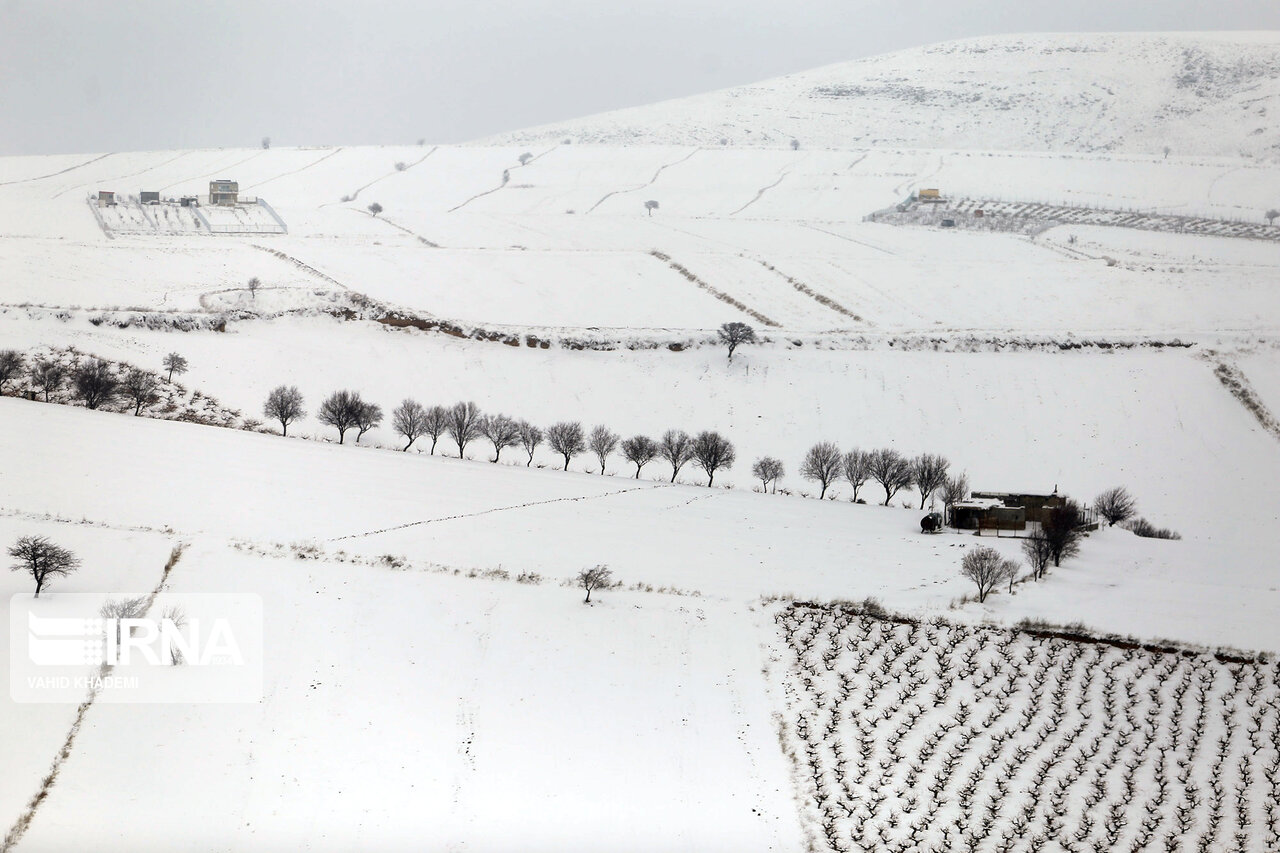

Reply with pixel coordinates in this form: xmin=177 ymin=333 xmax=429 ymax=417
xmin=72 ymin=359 xmax=118 ymax=410
xmin=587 ymin=425 xmax=619 ymax=475
xmin=752 ymin=456 xmax=784 ymax=493
xmin=841 ymin=449 xmax=872 ymax=502
xmin=247 ymin=277 xmax=261 ymax=300
xmin=423 ymin=405 xmax=449 ymax=455
xmin=621 ymin=435 xmax=658 ymax=479
xmin=392 ymin=399 xmax=428 ymax=451
xmin=547 ymin=421 xmax=585 ymax=471
xmin=801 ymin=442 xmax=842 ymax=499
xmin=717 ymin=322 xmax=756 ymax=362
xmin=1021 ymin=530 xmax=1053 ymax=581
xmin=691 ymin=431 xmax=735 ymax=487
xmin=29 ymin=360 xmax=65 ymax=402
xmin=659 ymin=429 xmax=694 ymax=483
xmin=518 ymin=152 xmax=533 ymax=166
xmin=261 ymin=136 xmax=271 ymax=150
xmin=318 ymin=390 xmax=363 ymax=444
xmin=354 ymin=402 xmax=382 ymax=443
xmin=577 ymin=564 xmax=613 ymax=604
xmin=910 ymin=453 xmax=950 ymax=509
xmin=0 ymin=350 xmax=26 ymax=395
xmin=368 ymin=202 xmax=383 ymax=217
xmin=120 ymin=367 xmax=160 ymax=416
xmin=162 ymin=352 xmax=188 ymax=383
xmin=1093 ymin=486 xmax=1137 ymax=527
xmin=264 ymin=385 xmax=305 ymax=436
xmin=9 ymin=535 xmax=80 ymax=598
xmin=960 ymin=546 xmax=1018 ymax=604
xmin=1041 ymin=500 xmax=1084 ymax=567
xmin=1163 ymin=145 xmax=1171 ymax=159
xmin=1267 ymin=208 xmax=1279 ymax=226
xmin=644 ymin=199 xmax=659 ymax=217
xmin=480 ymin=413 xmax=521 ymax=463
xmin=446 ymin=401 xmax=482 ymax=458
xmin=868 ymin=448 xmax=913 ymax=506
xmin=518 ymin=420 xmax=543 ymax=467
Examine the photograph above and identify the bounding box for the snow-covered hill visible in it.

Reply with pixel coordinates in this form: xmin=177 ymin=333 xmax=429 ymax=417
xmin=481 ymin=32 xmax=1280 ymax=160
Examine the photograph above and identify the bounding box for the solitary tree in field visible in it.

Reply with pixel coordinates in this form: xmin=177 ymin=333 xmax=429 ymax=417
xmin=318 ymin=390 xmax=363 ymax=444
xmin=1041 ymin=500 xmax=1084 ymax=567
xmin=717 ymin=322 xmax=756 ymax=362
xmin=480 ymin=413 xmax=521 ymax=463
xmin=841 ymin=449 xmax=871 ymax=502
xmin=518 ymin=420 xmax=543 ymax=466
xmin=547 ymin=421 xmax=586 ymax=470
xmin=1268 ymin=209 xmax=1280 ymax=226
xmin=9 ymin=535 xmax=80 ymax=598
xmin=368 ymin=202 xmax=383 ymax=217
xmin=577 ymin=564 xmax=613 ymax=604
xmin=910 ymin=453 xmax=950 ymax=509
xmin=518 ymin=152 xmax=533 ymax=166
xmin=121 ymin=368 xmax=160 ymax=416
xmin=659 ymin=429 xmax=694 ymax=483
xmin=960 ymin=546 xmax=1018 ymax=604
xmin=29 ymin=360 xmax=64 ymax=402
xmin=801 ymin=442 xmax=842 ymax=499
xmin=423 ymin=404 xmax=449 ymax=454
xmin=445 ymin=401 xmax=482 ymax=458
xmin=247 ymin=277 xmax=261 ymax=300
xmin=354 ymin=402 xmax=382 ymax=444
xmin=0 ymin=350 xmax=26 ymax=394
xmin=264 ymin=385 xmax=305 ymax=436
xmin=868 ymin=448 xmax=914 ymax=506
xmin=1163 ymin=145 xmax=1171 ymax=160
xmin=162 ymin=352 xmax=188 ymax=383
xmin=391 ymin=399 xmax=428 ymax=451
xmin=587 ymin=425 xmax=619 ymax=475
xmin=261 ymin=136 xmax=271 ymax=150
xmin=644 ymin=199 xmax=659 ymax=217
xmin=691 ymin=430 xmax=735 ymax=486
xmin=1094 ymin=486 xmax=1137 ymax=527
xmin=1021 ymin=530 xmax=1053 ymax=581
xmin=621 ymin=435 xmax=658 ymax=479
xmin=939 ymin=471 xmax=970 ymax=521
xmin=72 ymin=359 xmax=118 ymax=410
xmin=752 ymin=456 xmax=784 ymax=493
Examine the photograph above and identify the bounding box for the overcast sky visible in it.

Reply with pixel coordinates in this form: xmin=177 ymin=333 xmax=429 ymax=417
xmin=2 ymin=0 xmax=1278 ymax=156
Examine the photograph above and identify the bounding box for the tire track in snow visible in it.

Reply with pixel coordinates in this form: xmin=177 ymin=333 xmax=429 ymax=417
xmin=585 ymin=148 xmax=701 ymax=214
xmin=0 ymin=153 xmax=115 ymax=187
xmin=247 ymin=147 xmax=345 ymax=191
xmin=448 ymin=145 xmax=557 ymax=213
xmin=327 ymin=482 xmax=669 ymax=542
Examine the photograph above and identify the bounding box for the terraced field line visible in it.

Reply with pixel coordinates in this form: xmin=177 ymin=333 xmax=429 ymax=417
xmin=249 ymin=245 xmax=353 ymax=291
xmin=448 ymin=145 xmax=557 ymax=213
xmin=248 ymin=147 xmax=345 ymax=190
xmin=801 ymin=223 xmax=897 ymax=256
xmin=1210 ymin=358 xmax=1280 ymax=443
xmin=648 ymin=250 xmax=780 ymax=327
xmin=0 ymin=153 xmax=114 ymax=187
xmin=156 ymin=150 xmax=268 ymax=193
xmin=729 ymin=169 xmax=790 ymax=216
xmin=585 ymin=148 xmax=701 ymax=214
xmin=341 ymin=147 xmax=437 ymax=203
xmin=50 ymin=150 xmax=197 ymax=199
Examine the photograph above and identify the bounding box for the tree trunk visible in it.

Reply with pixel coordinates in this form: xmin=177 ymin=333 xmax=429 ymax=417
xmin=430 ymin=437 xmax=438 ymax=455
xmin=707 ymin=471 xmax=715 ymax=487
xmin=281 ymin=420 xmax=288 ymax=437
xmin=819 ymin=483 xmax=827 ymax=500
xmin=636 ymin=465 xmax=642 ymax=479
xmin=338 ymin=429 xmax=346 ymax=445
xmin=563 ymin=454 xmax=571 ymax=470
xmin=492 ymin=447 xmax=500 ymax=463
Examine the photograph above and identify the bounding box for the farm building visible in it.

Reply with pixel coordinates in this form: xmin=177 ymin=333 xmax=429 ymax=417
xmin=209 ymin=179 xmax=239 ymax=206
xmin=918 ymin=188 xmax=944 ymax=202
xmin=971 ymin=490 xmax=1066 ymax=524
xmin=949 ymin=497 xmax=1026 ymax=531
xmin=97 ymin=190 xmax=116 ymax=207
xmin=139 ymin=191 xmax=160 ymax=204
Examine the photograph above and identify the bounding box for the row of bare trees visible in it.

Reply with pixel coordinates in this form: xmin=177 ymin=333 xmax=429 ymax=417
xmin=761 ymin=442 xmax=965 ymax=509
xmin=0 ymin=349 xmax=193 ymax=416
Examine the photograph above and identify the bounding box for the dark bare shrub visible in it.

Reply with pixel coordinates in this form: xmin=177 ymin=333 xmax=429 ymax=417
xmin=1094 ymin=486 xmax=1137 ymax=527
xmin=752 ymin=456 xmax=784 ymax=493
xmin=264 ymin=385 xmax=305 ymax=436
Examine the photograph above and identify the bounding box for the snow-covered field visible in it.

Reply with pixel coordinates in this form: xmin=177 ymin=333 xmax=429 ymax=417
xmin=4 ymin=29 xmax=1280 ymax=852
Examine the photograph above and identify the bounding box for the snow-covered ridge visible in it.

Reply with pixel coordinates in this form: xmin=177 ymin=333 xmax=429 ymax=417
xmin=479 ymin=32 xmax=1280 ymax=160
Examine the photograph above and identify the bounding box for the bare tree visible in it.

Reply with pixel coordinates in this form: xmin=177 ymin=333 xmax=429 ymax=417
xmin=620 ymin=435 xmax=658 ymax=478
xmin=354 ymin=402 xmax=382 ymax=443
xmin=868 ymin=448 xmax=913 ymax=506
xmin=446 ymin=401 xmax=482 ymax=458
xmin=577 ymin=564 xmax=613 ymax=604
xmin=518 ymin=420 xmax=543 ymax=466
xmin=547 ymin=421 xmax=585 ymax=470
xmin=29 ymin=359 xmax=65 ymax=402
xmin=960 ymin=546 xmax=1018 ymax=604
xmin=423 ymin=404 xmax=449 ymax=455
xmin=264 ymin=385 xmax=305 ymax=436
xmin=247 ymin=277 xmax=261 ymax=300
xmin=1041 ymin=500 xmax=1084 ymax=567
xmin=841 ymin=449 xmax=871 ymax=502
xmin=162 ymin=352 xmax=188 ymax=383
xmin=659 ymin=429 xmax=694 ymax=482
xmin=121 ymin=367 xmax=160 ymax=416
xmin=1268 ymin=209 xmax=1280 ymax=226
xmin=644 ymin=199 xmax=659 ymax=216
xmin=518 ymin=152 xmax=533 ymax=165
xmin=717 ymin=322 xmax=756 ymax=362
xmin=9 ymin=535 xmax=80 ymax=597
xmin=1094 ymin=486 xmax=1137 ymax=527
xmin=392 ymin=399 xmax=428 ymax=451
xmin=691 ymin=430 xmax=735 ymax=486
xmin=317 ymin=390 xmax=363 ymax=444
xmin=939 ymin=471 xmax=969 ymax=522
xmin=368 ymin=202 xmax=383 ymax=216
xmin=0 ymin=350 xmax=26 ymax=394
xmin=72 ymin=359 xmax=118 ymax=410
xmin=481 ymin=413 xmax=521 ymax=463
xmin=801 ymin=442 xmax=842 ymax=499
xmin=1021 ymin=530 xmax=1053 ymax=581
xmin=261 ymin=136 xmax=271 ymax=149
xmin=910 ymin=453 xmax=950 ymax=509
xmin=752 ymin=456 xmax=784 ymax=493
xmin=587 ymin=425 xmax=619 ymax=474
